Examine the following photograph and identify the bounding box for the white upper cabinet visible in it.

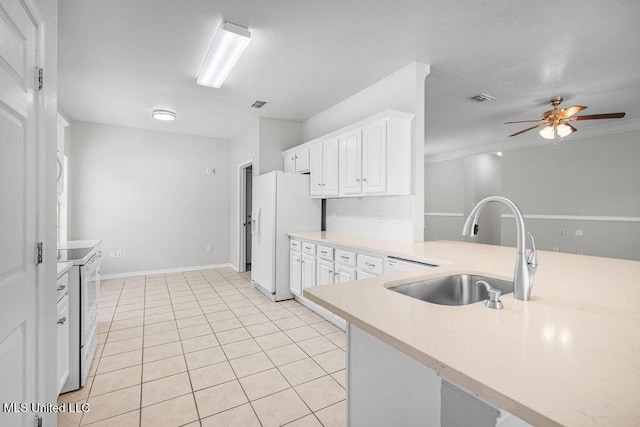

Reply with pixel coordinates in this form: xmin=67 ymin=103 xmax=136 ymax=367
xmin=309 ymin=143 xmax=323 ymax=197
xmin=362 ymin=119 xmax=388 ymax=195
xmin=282 ymin=109 xmax=413 ymax=198
xmin=284 ymin=147 xmax=310 ymax=173
xmin=322 ymin=138 xmax=339 ymax=197
xmin=339 ymin=129 xmax=362 ymax=196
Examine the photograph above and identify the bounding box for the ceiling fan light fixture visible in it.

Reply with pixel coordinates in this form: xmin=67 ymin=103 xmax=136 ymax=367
xmin=197 ymin=21 xmax=251 ymax=88
xmin=556 ymin=123 xmax=573 ymax=138
xmin=152 ymin=110 xmax=177 ymax=121
xmin=539 ymin=126 xmax=555 ymax=140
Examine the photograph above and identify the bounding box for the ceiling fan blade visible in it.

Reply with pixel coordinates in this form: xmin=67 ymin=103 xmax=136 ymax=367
xmin=504 ymin=120 xmax=544 ymax=124
xmin=567 ymin=123 xmax=578 ymax=133
xmin=560 ymin=105 xmax=587 ymax=118
xmin=570 ymin=113 xmax=626 ymax=121
xmin=508 ymin=124 xmax=544 ymax=137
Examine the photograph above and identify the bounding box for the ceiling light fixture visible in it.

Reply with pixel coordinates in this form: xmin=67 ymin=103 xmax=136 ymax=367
xmin=496 ymin=151 xmax=503 ymax=157
xmin=538 ymin=123 xmax=574 ymax=140
xmin=197 ymin=21 xmax=251 ymax=88
xmin=152 ymin=110 xmax=177 ymax=121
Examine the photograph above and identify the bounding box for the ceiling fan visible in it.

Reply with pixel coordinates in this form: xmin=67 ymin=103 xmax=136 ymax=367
xmin=505 ymin=97 xmax=626 ymax=139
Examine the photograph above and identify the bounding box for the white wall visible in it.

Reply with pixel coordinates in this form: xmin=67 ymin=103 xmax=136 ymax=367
xmin=259 ymin=118 xmax=302 ymax=174
xmin=425 ymin=130 xmax=640 ymax=261
xmin=69 ymin=122 xmax=231 ymax=275
xmin=302 ymin=62 xmax=429 ymax=241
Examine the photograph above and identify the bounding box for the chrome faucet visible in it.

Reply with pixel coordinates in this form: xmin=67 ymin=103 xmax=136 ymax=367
xmin=462 ymin=196 xmax=537 ymax=301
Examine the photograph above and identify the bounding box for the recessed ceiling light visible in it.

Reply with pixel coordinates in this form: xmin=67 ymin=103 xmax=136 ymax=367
xmin=496 ymin=151 xmax=503 ymax=157
xmin=152 ymin=110 xmax=176 ymax=121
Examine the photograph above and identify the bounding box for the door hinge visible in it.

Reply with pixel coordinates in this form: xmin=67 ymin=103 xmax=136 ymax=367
xmin=36 ymin=242 xmax=43 ymax=265
xmin=34 ymin=415 xmax=43 ymax=427
xmin=37 ymin=68 xmax=44 ymax=90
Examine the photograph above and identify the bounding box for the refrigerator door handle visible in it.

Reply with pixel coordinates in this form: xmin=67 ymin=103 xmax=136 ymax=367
xmin=257 ymin=207 xmax=262 ymax=238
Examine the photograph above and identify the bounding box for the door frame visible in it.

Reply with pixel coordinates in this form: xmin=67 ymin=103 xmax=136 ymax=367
xmin=237 ymin=159 xmax=253 ymax=272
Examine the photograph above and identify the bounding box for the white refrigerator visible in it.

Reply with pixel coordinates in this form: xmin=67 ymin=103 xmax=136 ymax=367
xmin=251 ymin=171 xmax=321 ymax=301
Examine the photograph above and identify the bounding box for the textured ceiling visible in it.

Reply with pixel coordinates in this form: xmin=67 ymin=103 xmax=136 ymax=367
xmin=58 ymin=0 xmax=640 ymax=158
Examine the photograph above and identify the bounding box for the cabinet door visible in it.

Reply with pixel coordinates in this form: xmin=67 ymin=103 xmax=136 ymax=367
xmin=357 ymin=270 xmax=377 ymax=279
xmin=309 ymin=143 xmax=323 ymax=197
xmin=301 ymin=254 xmax=316 ymax=295
xmin=295 ymin=148 xmax=310 ymax=173
xmin=362 ymin=119 xmax=388 ymax=194
xmin=290 ymin=251 xmax=302 ymax=296
xmin=335 ymin=264 xmax=356 ymax=283
xmin=339 ymin=130 xmax=362 ymax=196
xmin=284 ymin=153 xmax=296 ymax=173
xmin=322 ymin=138 xmax=340 ymax=197
xmin=316 ymin=258 xmax=335 ymax=286
xmin=57 ymin=295 xmax=70 ymax=394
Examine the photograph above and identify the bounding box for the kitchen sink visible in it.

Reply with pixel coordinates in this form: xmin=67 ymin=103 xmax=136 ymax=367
xmin=388 ymin=274 xmax=513 ymax=306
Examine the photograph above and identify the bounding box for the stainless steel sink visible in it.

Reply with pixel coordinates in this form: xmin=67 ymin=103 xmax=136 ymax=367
xmin=388 ymin=274 xmax=513 ymax=306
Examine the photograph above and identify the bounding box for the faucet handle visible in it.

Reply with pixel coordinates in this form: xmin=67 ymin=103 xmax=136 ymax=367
xmin=527 ymin=232 xmax=538 ymax=267
xmin=476 ymin=280 xmax=504 ymax=310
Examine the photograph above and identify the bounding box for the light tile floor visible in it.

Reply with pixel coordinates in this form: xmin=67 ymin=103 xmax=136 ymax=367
xmin=58 ymin=268 xmax=347 ymax=427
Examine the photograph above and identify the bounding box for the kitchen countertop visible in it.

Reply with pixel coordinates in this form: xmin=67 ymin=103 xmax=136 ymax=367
xmin=57 ymin=261 xmax=74 ymax=279
xmin=295 ymin=231 xmax=640 ymax=426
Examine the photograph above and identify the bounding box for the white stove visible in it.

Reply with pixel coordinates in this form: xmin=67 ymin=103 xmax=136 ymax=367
xmin=58 ymin=242 xmax=102 ymax=393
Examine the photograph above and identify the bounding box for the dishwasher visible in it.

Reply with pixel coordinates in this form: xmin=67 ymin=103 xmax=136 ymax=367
xmin=384 ymin=257 xmax=437 ymax=275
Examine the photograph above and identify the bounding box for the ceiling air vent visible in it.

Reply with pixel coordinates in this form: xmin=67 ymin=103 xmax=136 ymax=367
xmin=469 ymin=93 xmax=495 ymax=102
xmin=251 ymin=100 xmax=267 ymax=108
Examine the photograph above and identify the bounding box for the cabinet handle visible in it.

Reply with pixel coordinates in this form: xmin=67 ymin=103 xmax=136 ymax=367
xmin=329 ymin=270 xmax=333 ymax=274
xmin=57 ymin=285 xmax=66 ymax=291
xmin=322 ymin=183 xmax=326 ymax=186
xmin=363 ymin=178 xmax=367 ymax=182
xmin=317 ymin=183 xmax=321 ymax=186
xmin=365 ymin=262 xmax=375 ymax=268
xmin=57 ymin=317 xmax=67 ymax=325
xmin=341 ymin=256 xmax=349 ymax=260
xmin=356 ymin=178 xmax=360 ymax=182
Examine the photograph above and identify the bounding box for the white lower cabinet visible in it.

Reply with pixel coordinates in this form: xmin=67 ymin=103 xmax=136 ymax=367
xmin=289 ymin=250 xmax=302 ymax=296
xmin=57 ymin=294 xmax=70 ymax=395
xmin=357 ymin=270 xmax=378 ymax=279
xmin=335 ymin=264 xmax=356 ymax=283
xmin=317 ymin=258 xmax=335 ymax=286
xmin=301 ymin=254 xmax=316 ymax=295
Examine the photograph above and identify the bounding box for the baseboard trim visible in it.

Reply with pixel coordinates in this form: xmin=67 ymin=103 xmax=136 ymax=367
xmin=229 ymin=263 xmax=240 ymax=272
xmin=101 ymin=263 xmax=231 ymax=280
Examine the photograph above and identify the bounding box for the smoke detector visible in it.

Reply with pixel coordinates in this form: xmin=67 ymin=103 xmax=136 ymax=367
xmin=469 ymin=93 xmax=495 ymax=102
xmin=251 ymin=100 xmax=267 ymax=108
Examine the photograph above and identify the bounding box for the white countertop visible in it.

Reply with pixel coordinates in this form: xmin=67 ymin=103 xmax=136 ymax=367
xmin=295 ymin=231 xmax=640 ymax=427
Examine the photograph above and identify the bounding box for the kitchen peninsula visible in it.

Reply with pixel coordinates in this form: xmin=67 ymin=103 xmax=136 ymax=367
xmin=298 ymin=231 xmax=640 ymax=426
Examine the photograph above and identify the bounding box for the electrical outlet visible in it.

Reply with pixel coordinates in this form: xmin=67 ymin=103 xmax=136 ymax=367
xmin=577 ymin=248 xmax=584 ymax=255
xmin=206 ymin=245 xmax=212 ymax=252
xmin=116 ymin=250 xmax=122 ymax=258
xmin=559 ymin=228 xmax=566 ymax=236
xmin=575 ymin=229 xmax=584 ymax=237
xmin=206 ymin=168 xmax=216 ymax=175
xmin=375 ymin=212 xmax=382 ymax=223
xmin=553 ymin=247 xmax=559 ymax=252
xmin=110 ymin=251 xmax=115 ymax=258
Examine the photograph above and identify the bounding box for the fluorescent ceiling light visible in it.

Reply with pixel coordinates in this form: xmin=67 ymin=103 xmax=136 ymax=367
xmin=197 ymin=22 xmax=251 ymax=88
xmin=152 ymin=110 xmax=176 ymax=121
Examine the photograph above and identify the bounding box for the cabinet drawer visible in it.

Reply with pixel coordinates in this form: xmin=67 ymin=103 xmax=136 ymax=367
xmin=290 ymin=239 xmax=302 ymax=251
xmin=357 ymin=254 xmax=383 ymax=275
xmin=317 ymin=245 xmax=334 ymax=261
xmin=302 ymin=242 xmax=316 ymax=255
xmin=335 ymin=249 xmax=356 ymax=267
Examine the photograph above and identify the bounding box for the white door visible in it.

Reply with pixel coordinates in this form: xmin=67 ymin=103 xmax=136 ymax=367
xmin=0 ymin=0 xmax=38 ymax=425
xmin=309 ymin=143 xmax=323 ymax=197
xmin=251 ymin=174 xmax=276 ymax=293
xmin=289 ymin=251 xmax=302 ymax=296
xmin=362 ymin=119 xmax=388 ymax=194
xmin=322 ymin=138 xmax=339 ymax=197
xmin=245 ymin=167 xmax=252 ymax=267
xmin=316 ymin=259 xmax=335 ymax=286
xmin=339 ymin=129 xmax=362 ymax=196
xmin=301 ymin=254 xmax=316 ymax=295
xmin=295 ymin=148 xmax=310 ymax=173
xmin=335 ymin=265 xmax=356 ymax=283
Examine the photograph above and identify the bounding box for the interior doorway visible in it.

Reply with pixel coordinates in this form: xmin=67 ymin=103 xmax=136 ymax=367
xmin=238 ymin=160 xmax=253 ymax=272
